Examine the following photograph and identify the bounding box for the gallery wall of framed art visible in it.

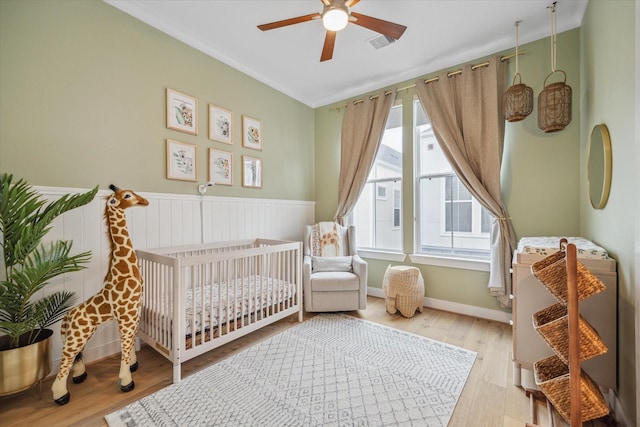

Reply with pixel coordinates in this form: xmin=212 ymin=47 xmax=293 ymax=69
xmin=165 ymin=87 xmax=264 ymax=191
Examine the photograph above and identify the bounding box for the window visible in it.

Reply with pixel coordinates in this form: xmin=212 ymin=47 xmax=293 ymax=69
xmin=393 ymin=188 xmax=401 ymax=229
xmin=352 ymin=104 xmax=402 ymax=251
xmin=445 ymin=176 xmax=471 ymax=232
xmin=414 ymin=99 xmax=491 ymax=259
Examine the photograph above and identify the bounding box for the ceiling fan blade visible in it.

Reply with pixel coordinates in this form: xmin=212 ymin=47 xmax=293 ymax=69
xmin=350 ymin=12 xmax=407 ymax=40
xmin=257 ymin=13 xmax=320 ymax=31
xmin=320 ymin=31 xmax=337 ymax=62
xmin=320 ymin=0 xmax=331 ymax=5
xmin=345 ymin=0 xmax=361 ymax=7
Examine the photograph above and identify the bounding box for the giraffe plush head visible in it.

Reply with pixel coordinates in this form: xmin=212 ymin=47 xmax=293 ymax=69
xmin=107 ymin=184 xmax=149 ymax=209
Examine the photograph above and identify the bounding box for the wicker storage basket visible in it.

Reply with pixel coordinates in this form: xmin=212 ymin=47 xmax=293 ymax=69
xmin=533 ymin=303 xmax=607 ymax=364
xmin=531 ymin=251 xmax=605 ymax=303
xmin=382 ymin=265 xmax=424 ymax=318
xmin=534 ymin=354 xmax=609 ymax=423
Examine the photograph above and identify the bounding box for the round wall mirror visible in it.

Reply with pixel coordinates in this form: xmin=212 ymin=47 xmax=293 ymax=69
xmin=587 ymin=124 xmax=612 ymax=209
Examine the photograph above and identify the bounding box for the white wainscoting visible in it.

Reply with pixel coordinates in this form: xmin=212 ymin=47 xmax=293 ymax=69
xmin=35 ymin=186 xmax=315 ymax=375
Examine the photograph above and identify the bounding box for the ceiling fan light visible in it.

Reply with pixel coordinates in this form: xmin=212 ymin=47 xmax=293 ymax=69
xmin=322 ymin=6 xmax=349 ymax=31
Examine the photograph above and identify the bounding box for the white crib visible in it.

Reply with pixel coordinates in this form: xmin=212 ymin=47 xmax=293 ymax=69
xmin=136 ymin=238 xmax=303 ymax=383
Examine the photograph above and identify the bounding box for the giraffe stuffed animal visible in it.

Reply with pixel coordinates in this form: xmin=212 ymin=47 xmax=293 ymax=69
xmin=51 ymin=185 xmax=148 ymax=405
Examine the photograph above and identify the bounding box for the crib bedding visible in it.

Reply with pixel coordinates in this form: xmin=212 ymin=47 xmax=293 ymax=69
xmin=144 ymin=274 xmax=296 ymax=336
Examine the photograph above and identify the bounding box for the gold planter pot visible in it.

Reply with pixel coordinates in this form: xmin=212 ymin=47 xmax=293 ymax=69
xmin=0 ymin=329 xmax=53 ymax=396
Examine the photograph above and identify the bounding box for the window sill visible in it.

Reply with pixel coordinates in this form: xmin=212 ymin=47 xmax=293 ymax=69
xmin=357 ymin=249 xmax=407 ymax=262
xmin=409 ymin=254 xmax=490 ymax=272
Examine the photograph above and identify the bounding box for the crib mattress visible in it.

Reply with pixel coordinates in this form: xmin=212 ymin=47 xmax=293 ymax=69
xmin=143 ymin=275 xmax=297 ymax=336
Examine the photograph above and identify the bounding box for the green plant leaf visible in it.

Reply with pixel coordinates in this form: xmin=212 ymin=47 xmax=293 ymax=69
xmin=31 ymin=291 xmax=77 ymax=329
xmin=0 ymin=173 xmax=98 ymax=348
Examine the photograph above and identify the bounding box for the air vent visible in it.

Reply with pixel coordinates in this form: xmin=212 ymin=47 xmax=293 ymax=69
xmin=367 ymin=34 xmax=397 ymax=50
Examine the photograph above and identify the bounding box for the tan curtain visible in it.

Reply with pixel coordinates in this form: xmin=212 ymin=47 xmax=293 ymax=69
xmin=414 ymin=57 xmax=516 ymax=307
xmin=334 ymin=90 xmax=396 ymax=225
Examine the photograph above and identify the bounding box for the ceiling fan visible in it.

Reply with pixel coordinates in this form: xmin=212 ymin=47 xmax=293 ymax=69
xmin=257 ymin=0 xmax=407 ymax=62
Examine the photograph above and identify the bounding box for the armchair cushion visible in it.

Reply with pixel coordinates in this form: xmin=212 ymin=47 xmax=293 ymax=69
xmin=312 ymin=256 xmax=353 ymax=272
xmin=309 ymin=272 xmax=360 ymax=291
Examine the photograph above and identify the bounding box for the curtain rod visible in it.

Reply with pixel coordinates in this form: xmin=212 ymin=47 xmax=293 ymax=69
xmin=330 ymin=51 xmax=525 ymax=111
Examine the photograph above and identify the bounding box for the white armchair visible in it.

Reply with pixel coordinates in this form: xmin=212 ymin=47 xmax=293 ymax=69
xmin=303 ymin=223 xmax=367 ymax=312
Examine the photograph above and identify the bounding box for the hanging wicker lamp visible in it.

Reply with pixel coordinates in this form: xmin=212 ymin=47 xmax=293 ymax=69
xmin=538 ymin=70 xmax=572 ymax=132
xmin=505 ymin=73 xmax=534 ymax=122
xmin=538 ymin=2 xmax=572 ymax=133
xmin=504 ymin=21 xmax=533 ymax=122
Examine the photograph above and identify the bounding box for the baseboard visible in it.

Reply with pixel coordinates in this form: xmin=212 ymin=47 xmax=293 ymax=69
xmin=367 ymin=287 xmax=512 ymax=324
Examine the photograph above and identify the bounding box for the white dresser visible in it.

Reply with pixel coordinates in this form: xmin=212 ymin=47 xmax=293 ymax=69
xmin=511 ymin=237 xmax=617 ymax=391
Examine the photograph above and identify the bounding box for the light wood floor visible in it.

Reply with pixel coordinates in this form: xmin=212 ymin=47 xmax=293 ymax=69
xmin=0 ymin=297 xmax=614 ymax=426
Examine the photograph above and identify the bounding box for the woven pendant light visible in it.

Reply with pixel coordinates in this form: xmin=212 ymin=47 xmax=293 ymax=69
xmin=504 ymin=21 xmax=533 ymax=122
xmin=538 ymin=2 xmax=572 ymax=132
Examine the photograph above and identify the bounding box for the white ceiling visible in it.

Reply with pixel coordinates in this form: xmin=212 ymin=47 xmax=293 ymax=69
xmin=104 ymin=0 xmax=588 ymax=108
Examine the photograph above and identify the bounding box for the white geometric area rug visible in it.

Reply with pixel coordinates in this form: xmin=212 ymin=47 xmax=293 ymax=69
xmin=105 ymin=314 xmax=476 ymax=427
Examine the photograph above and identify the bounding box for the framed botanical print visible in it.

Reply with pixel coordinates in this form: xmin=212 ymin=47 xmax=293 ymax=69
xmin=242 ymin=156 xmax=262 ymax=188
xmin=208 ymin=148 xmax=233 ymax=186
xmin=208 ymin=104 xmax=233 ymax=144
xmin=167 ymin=88 xmax=198 ymax=135
xmin=242 ymin=115 xmax=262 ymax=150
xmin=166 ymin=139 xmax=197 ymax=181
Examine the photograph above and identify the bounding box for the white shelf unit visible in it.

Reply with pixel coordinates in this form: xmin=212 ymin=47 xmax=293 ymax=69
xmin=511 ymin=243 xmax=617 ymax=391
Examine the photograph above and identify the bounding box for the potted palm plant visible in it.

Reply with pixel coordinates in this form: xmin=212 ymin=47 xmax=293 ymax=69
xmin=0 ymin=173 xmax=98 ymax=396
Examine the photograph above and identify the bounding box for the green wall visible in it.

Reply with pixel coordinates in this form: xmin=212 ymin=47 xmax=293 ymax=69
xmin=0 ymin=0 xmax=315 ymax=201
xmin=581 ymin=0 xmax=636 ymax=423
xmin=503 ymin=31 xmax=582 ymax=239
xmin=314 ymin=30 xmax=582 ymax=313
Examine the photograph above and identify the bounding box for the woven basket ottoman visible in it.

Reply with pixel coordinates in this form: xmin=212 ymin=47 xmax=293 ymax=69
xmin=382 ymin=265 xmax=424 ymax=318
